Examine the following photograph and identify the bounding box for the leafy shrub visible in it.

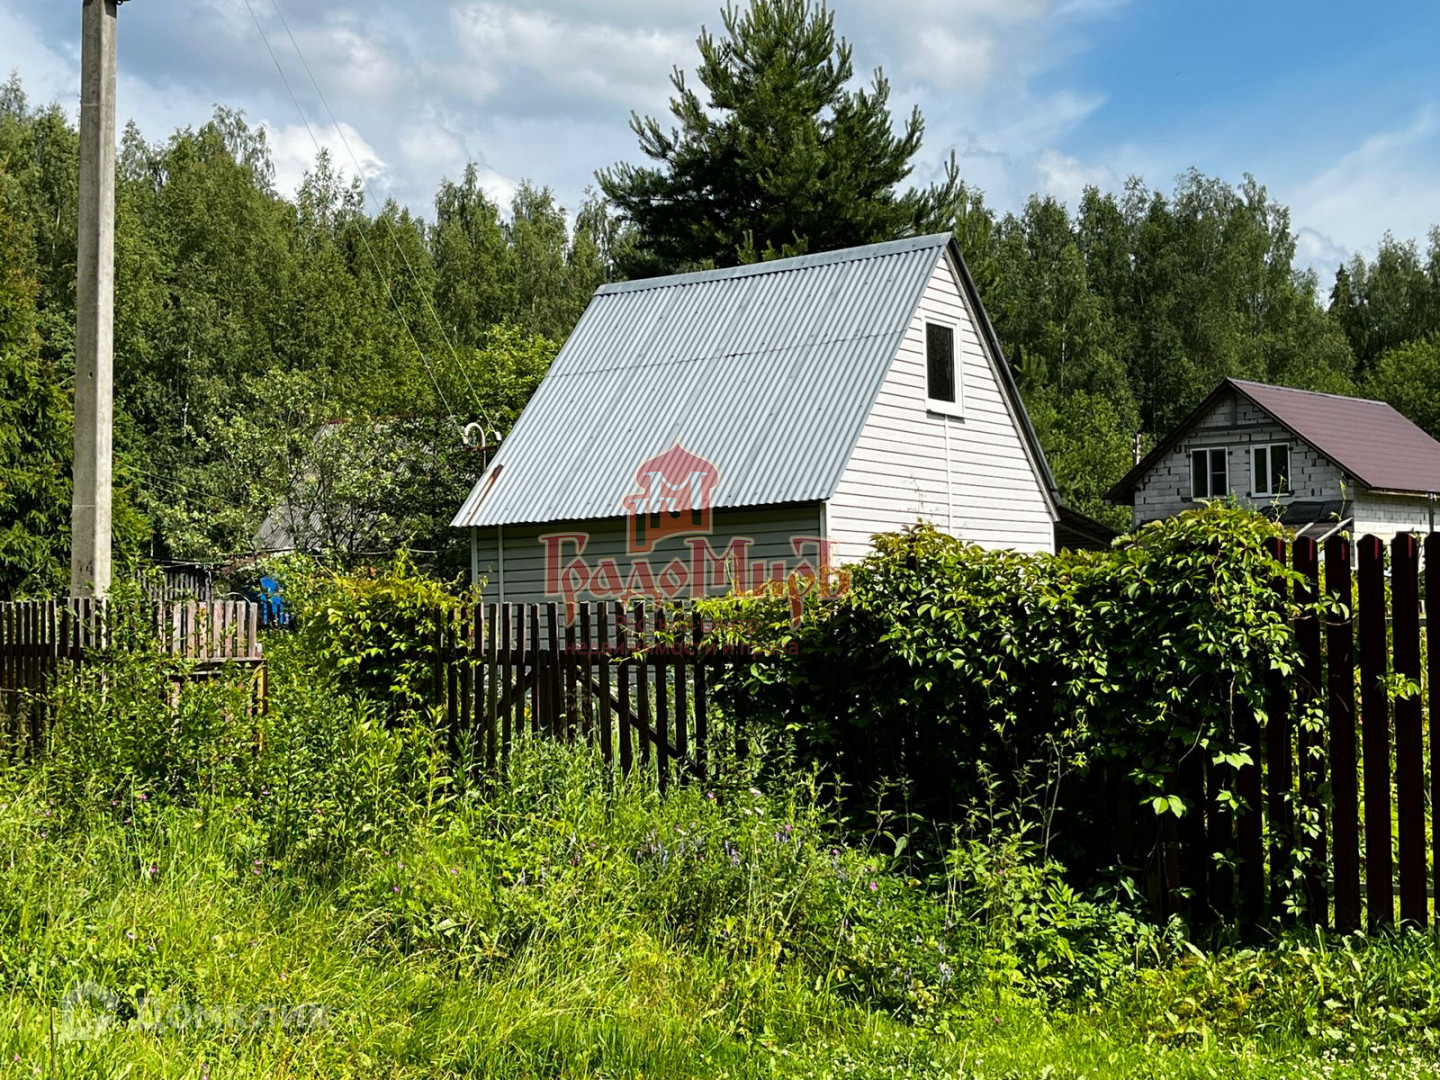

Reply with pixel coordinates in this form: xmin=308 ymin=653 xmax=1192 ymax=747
xmin=701 ymin=507 xmax=1327 ymax=852
xmin=283 ymin=551 xmax=480 ymax=709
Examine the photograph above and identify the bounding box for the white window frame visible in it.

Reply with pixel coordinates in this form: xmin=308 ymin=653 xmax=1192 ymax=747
xmin=1189 ymin=446 xmax=1229 ymax=501
xmin=923 ymin=319 xmax=964 ymax=418
xmin=1251 ymin=443 xmax=1292 ymax=498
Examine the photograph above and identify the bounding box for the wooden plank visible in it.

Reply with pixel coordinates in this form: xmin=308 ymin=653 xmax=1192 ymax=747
xmin=693 ymin=608 xmax=708 ymax=778
xmin=598 ymin=604 xmax=613 ymax=771
xmin=1177 ymin=747 xmax=1209 ymax=920
xmin=1293 ymin=537 xmax=1326 ymax=924
xmin=617 ymin=602 xmax=633 ymax=776
xmin=501 ymin=603 xmax=515 ymax=763
xmin=1264 ymin=537 xmax=1293 ymax=918
xmin=635 ymin=601 xmax=651 ymax=771
xmin=1428 ymin=533 xmax=1440 ymax=926
xmin=655 ymin=606 xmax=670 ymax=792
xmin=674 ymin=606 xmax=689 ymax=782
xmin=1391 ymin=534 xmax=1426 ymax=926
xmin=734 ymin=643 xmax=749 ymax=764
xmin=565 ymin=612 xmax=578 ymax=740
xmin=1206 ymin=756 xmax=1234 ymax=921
xmin=454 ymin=606 xmax=469 ymax=765
xmin=528 ymin=604 xmax=541 ymax=737
xmin=579 ymin=604 xmax=594 ymax=741
xmin=1357 ymin=534 xmax=1394 ymax=928
xmin=1235 ymin=692 xmax=1265 ymax=926
xmin=546 ymin=603 xmax=561 ymax=739
xmin=485 ymin=604 xmax=499 ymax=773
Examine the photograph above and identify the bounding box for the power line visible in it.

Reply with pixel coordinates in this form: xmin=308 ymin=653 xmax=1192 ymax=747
xmin=265 ymin=0 xmax=497 ymax=435
xmin=240 ymin=0 xmax=464 ymax=434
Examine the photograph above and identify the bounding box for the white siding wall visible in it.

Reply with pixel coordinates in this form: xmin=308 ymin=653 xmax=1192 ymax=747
xmin=1131 ymin=390 xmax=1348 ymax=526
xmin=826 ymin=251 xmax=1055 ymax=563
xmin=471 ymin=506 xmax=825 ymax=606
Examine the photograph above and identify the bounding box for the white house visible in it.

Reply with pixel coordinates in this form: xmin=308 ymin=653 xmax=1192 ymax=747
xmin=1107 ymin=378 xmax=1440 ymax=542
xmin=451 ymin=234 xmax=1084 ymax=610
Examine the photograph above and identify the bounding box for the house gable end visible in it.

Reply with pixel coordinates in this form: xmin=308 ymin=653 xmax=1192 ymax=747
xmin=825 ymin=244 xmax=1057 ymax=561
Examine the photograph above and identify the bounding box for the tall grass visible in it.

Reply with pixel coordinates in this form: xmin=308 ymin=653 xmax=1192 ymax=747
xmin=1 ymin=638 xmax=1438 ymax=1078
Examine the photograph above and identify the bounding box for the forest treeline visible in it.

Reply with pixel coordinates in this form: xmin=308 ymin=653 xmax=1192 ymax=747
xmin=1 ymin=2 xmax=1438 ymax=598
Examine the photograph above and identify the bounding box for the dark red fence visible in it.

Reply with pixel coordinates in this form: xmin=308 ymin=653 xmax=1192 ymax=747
xmin=1147 ymin=533 xmax=1440 ymax=930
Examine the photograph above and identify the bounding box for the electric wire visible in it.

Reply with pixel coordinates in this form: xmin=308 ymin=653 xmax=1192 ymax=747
xmin=240 ymin=0 xmax=464 ymax=435
xmin=265 ymin=0 xmax=499 ymax=437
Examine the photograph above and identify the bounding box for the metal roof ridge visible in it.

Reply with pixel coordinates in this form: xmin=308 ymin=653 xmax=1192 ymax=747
xmin=1228 ymin=378 xmax=1392 ymax=408
xmin=594 ymin=233 xmax=953 ymax=296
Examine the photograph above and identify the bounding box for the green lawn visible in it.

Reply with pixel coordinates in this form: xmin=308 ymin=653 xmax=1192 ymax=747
xmin=3 ymin=735 xmax=1437 ymax=1079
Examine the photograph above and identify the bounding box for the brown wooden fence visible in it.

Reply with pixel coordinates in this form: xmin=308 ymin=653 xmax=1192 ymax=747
xmin=0 ymin=599 xmax=266 ymax=755
xmin=409 ymin=601 xmax=753 ymax=791
xmin=1141 ymin=533 xmax=1440 ymax=930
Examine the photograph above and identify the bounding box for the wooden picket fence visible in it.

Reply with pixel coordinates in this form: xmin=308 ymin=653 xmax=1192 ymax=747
xmin=411 ymin=601 xmax=754 ymax=791
xmin=0 ymin=599 xmax=266 ymax=755
xmin=1133 ymin=533 xmax=1439 ymax=930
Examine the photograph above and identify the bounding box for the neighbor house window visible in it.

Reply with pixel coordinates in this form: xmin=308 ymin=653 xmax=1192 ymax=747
xmin=925 ymin=322 xmax=961 ymax=415
xmin=1190 ymin=447 xmax=1228 ymax=500
xmin=1251 ymin=444 xmax=1291 ymax=497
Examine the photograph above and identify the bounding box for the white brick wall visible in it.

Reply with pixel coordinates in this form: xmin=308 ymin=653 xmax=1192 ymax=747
xmin=1352 ymin=493 xmax=1437 ymax=547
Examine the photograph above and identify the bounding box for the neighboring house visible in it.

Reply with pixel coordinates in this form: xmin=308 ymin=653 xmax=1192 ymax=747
xmin=1107 ymin=379 xmax=1440 ymax=543
xmin=451 ymin=233 xmax=1084 ymax=610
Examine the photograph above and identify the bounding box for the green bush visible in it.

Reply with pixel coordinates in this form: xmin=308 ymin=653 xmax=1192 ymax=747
xmin=702 ymin=507 xmax=1327 ymax=850
xmin=282 ymin=551 xmax=480 ymax=710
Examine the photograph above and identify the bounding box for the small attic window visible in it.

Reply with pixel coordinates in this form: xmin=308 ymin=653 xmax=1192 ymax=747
xmin=925 ymin=322 xmax=962 ymax=417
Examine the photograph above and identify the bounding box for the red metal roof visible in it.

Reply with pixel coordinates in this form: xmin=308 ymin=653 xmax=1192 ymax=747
xmin=1229 ymin=380 xmax=1440 ymax=495
xmin=1108 ymin=379 xmax=1440 ymax=502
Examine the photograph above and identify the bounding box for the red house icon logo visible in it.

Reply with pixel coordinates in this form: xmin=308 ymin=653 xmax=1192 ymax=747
xmin=622 ymin=441 xmax=721 ymax=555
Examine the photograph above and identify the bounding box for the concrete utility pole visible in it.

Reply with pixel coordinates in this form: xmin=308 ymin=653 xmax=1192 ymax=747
xmin=71 ymin=0 xmax=118 ymax=598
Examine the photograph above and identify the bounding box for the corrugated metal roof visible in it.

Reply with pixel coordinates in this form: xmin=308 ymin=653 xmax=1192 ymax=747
xmin=453 ymin=234 xmax=954 ymax=528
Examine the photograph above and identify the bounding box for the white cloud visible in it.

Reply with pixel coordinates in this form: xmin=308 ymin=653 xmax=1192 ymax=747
xmin=446 ymin=3 xmax=691 ymax=115
xmin=1289 ymin=108 xmax=1440 ymax=264
xmin=262 ymin=120 xmax=389 ymax=200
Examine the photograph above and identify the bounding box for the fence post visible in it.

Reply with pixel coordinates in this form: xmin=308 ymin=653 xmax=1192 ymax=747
xmin=598 ymin=603 xmax=613 ymax=774
xmin=1293 ymin=537 xmax=1326 ymax=924
xmin=1391 ymin=533 xmax=1426 ymax=926
xmin=1325 ymin=536 xmax=1361 ymax=932
xmin=1264 ymin=537 xmax=1294 ymax=919
xmin=1358 ymin=534 xmax=1394 ymax=928
xmin=1427 ymin=532 xmax=1440 ymax=926
xmin=617 ymin=601 xmax=633 ymax=776
xmin=635 ymin=602 xmax=651 ymax=772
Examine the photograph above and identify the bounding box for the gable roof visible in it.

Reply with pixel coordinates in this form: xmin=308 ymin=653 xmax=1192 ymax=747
xmin=453 ymin=234 xmax=1057 ymax=528
xmin=1108 ymin=378 xmax=1440 ymax=501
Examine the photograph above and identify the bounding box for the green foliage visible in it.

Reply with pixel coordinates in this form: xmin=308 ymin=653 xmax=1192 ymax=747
xmin=703 ymin=508 xmax=1325 ymax=869
xmin=1365 ymin=336 xmax=1440 ymax=440
xmin=597 ymin=0 xmax=968 ymax=274
xmin=1329 ymin=230 xmax=1440 ymax=375
xmin=0 ymin=163 xmax=72 ymax=597
xmin=2 ymin=620 xmax=1439 ymax=1077
xmin=287 ymin=552 xmax=480 ymax=708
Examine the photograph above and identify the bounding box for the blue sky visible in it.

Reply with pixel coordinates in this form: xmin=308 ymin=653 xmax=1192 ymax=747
xmin=3 ymin=0 xmax=1437 ymax=283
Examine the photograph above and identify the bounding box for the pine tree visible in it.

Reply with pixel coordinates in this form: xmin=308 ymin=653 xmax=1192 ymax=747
xmin=597 ymin=0 xmax=964 ymax=274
